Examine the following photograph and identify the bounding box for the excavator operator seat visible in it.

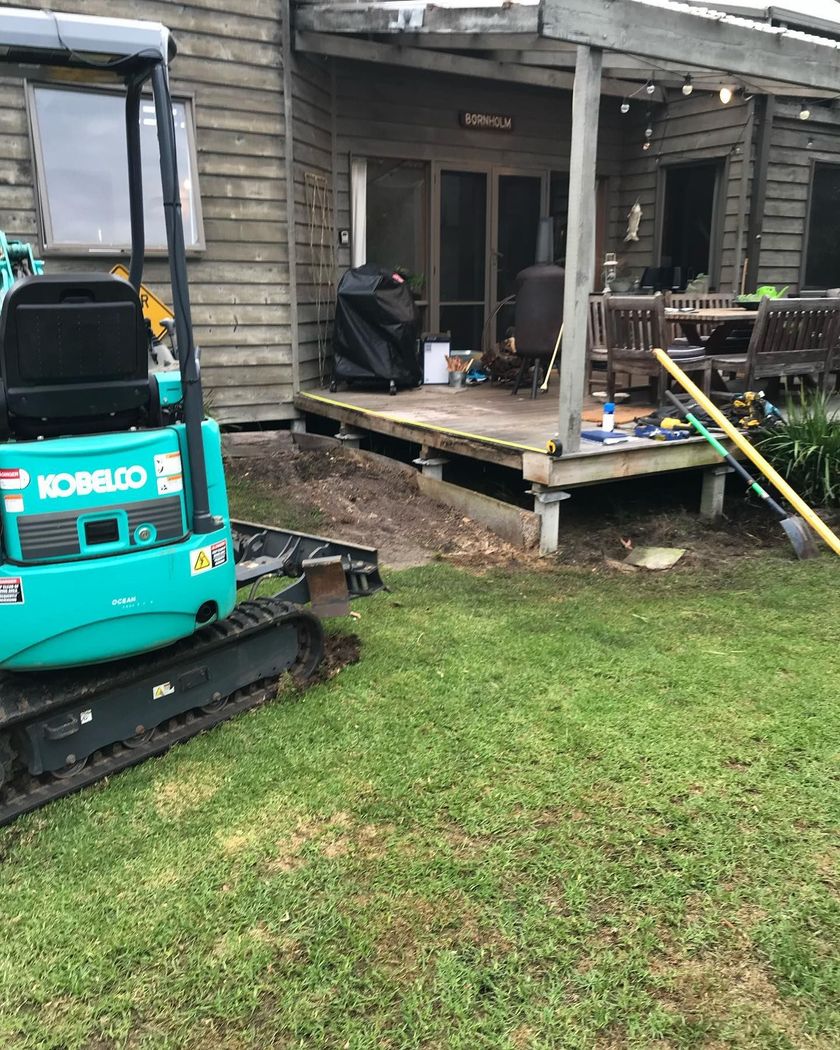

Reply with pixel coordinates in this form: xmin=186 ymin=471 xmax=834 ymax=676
xmin=0 ymin=273 xmax=158 ymax=438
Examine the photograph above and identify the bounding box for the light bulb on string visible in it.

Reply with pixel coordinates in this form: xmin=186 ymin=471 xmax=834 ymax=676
xmin=620 ymin=99 xmax=630 ymax=114
xmin=719 ymin=86 xmax=733 ymax=104
xmin=799 ymin=103 xmax=811 ymax=120
xmin=645 ymin=80 xmax=656 ymax=95
xmin=682 ymin=75 xmax=693 ymax=97
xmin=642 ymin=141 xmax=652 ymax=151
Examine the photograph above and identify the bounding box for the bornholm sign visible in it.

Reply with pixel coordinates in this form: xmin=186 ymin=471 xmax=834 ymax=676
xmin=459 ymin=111 xmax=514 ymax=132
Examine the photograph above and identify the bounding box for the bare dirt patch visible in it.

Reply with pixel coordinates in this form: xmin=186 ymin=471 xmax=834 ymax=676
xmin=306 ymin=632 xmax=361 ymax=685
xmin=227 ymin=441 xmax=527 ymax=569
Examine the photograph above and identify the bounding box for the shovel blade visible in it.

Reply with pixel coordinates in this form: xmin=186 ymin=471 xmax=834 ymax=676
xmin=780 ymin=516 xmax=820 ymax=560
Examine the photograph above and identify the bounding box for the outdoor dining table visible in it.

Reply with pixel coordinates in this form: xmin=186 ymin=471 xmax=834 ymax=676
xmin=664 ymin=307 xmax=757 ymax=355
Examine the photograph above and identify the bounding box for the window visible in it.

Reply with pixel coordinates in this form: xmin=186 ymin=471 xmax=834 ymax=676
xmin=28 ymin=84 xmax=203 ymax=252
xmin=365 ymin=159 xmax=428 ymax=294
xmin=804 ymin=163 xmax=840 ymax=288
xmin=660 ymin=161 xmax=722 ymax=288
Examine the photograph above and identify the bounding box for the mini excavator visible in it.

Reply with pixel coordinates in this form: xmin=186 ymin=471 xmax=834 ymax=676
xmin=0 ymin=8 xmax=382 ymax=824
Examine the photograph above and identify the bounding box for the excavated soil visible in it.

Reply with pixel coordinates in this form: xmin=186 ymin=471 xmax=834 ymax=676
xmin=226 ymin=437 xmax=831 ymax=572
xmin=228 ymin=440 xmax=527 ymax=570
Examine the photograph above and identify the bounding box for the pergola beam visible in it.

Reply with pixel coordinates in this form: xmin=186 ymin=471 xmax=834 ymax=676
xmin=294 ymin=3 xmax=540 ymax=36
xmin=541 ymin=0 xmax=840 ymax=94
xmin=294 ymin=31 xmax=653 ymax=99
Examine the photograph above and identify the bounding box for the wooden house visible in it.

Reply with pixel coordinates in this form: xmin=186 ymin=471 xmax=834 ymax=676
xmin=1 ymin=1 xmax=840 ymax=519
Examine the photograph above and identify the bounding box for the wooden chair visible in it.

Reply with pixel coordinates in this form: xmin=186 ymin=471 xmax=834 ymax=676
xmin=666 ymin=292 xmax=734 ymax=341
xmin=604 ymin=292 xmax=711 ymax=402
xmin=708 ymin=298 xmax=840 ymax=394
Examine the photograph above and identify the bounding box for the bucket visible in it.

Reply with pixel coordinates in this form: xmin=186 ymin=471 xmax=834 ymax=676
xmin=448 ymin=370 xmax=466 ymax=390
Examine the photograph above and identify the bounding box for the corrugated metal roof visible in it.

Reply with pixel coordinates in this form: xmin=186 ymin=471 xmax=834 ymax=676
xmin=633 ymin=0 xmax=840 ymax=45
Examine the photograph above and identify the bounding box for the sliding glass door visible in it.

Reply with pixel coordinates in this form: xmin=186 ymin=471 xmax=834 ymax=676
xmin=431 ymin=164 xmax=547 ymax=353
xmin=436 ymin=169 xmax=489 ymax=352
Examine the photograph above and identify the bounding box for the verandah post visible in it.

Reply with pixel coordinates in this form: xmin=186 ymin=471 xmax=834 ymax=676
xmin=558 ymin=44 xmax=602 ymax=454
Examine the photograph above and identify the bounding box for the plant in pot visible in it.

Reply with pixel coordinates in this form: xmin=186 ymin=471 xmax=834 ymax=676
xmin=395 ymin=267 xmax=426 ymax=301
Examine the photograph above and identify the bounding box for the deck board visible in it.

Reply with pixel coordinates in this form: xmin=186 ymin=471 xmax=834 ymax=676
xmin=295 ymin=385 xmax=724 ymax=486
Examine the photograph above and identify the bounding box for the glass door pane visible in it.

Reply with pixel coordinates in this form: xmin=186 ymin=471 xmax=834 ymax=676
xmin=495 ymin=174 xmax=542 ymax=341
xmin=439 ymin=170 xmax=487 ymax=351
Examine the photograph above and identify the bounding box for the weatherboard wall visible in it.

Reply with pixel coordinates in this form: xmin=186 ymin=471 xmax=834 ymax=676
xmin=756 ymin=101 xmax=840 ymax=291
xmin=615 ymin=92 xmax=752 ymax=293
xmin=331 ymin=58 xmax=627 ymax=275
xmin=0 ymin=0 xmax=294 ymax=425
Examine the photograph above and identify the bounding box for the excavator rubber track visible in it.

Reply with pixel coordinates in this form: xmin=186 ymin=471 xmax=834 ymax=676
xmin=0 ymin=597 xmax=323 ymax=826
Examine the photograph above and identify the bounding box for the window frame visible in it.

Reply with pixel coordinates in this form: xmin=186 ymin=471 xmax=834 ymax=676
xmin=654 ymin=154 xmax=729 ymax=290
xmin=800 ymin=156 xmax=840 ymax=292
xmin=25 ymin=79 xmax=205 ymax=256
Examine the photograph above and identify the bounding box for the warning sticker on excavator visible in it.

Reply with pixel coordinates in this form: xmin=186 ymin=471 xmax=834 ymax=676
xmin=192 ymin=549 xmax=212 ymax=574
xmin=190 ymin=540 xmax=228 ymax=576
xmin=153 ymin=682 xmax=175 ymax=700
xmin=154 ymin=451 xmax=182 ymax=477
xmin=4 ymin=494 xmax=23 ymax=513
xmin=0 ymin=577 xmax=24 ymax=604
xmin=0 ymin=468 xmax=30 ymax=490
xmin=157 ymin=474 xmax=183 ymax=496
xmin=110 ymin=264 xmax=172 ymax=340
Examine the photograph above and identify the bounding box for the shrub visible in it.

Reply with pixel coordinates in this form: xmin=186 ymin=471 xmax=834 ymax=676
xmin=756 ymin=393 xmax=840 ymax=507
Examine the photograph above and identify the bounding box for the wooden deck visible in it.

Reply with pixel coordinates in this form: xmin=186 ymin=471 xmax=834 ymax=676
xmin=294 ymin=384 xmax=723 ymax=488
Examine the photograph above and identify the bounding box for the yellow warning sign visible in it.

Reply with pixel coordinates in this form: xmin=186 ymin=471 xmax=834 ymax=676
xmin=193 ymin=549 xmax=211 ymax=573
xmin=110 ymin=264 xmax=173 ymax=340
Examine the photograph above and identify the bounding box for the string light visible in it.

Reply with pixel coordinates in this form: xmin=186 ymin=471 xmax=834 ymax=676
xmin=807 ymin=136 xmax=815 ymax=149
xmin=642 ymin=141 xmax=652 ymax=151
xmin=682 ymin=75 xmax=694 ymax=97
xmin=719 ymin=86 xmax=733 ymax=104
xmin=799 ymin=102 xmax=811 ymax=120
xmin=620 ymin=99 xmax=630 ymax=114
xmin=645 ymin=80 xmax=656 ymax=95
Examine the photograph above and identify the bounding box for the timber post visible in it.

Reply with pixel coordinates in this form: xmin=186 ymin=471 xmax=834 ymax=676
xmin=558 ymin=44 xmax=602 ymax=455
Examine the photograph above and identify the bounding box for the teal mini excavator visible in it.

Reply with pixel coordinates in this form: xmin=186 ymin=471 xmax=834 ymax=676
xmin=0 ymin=8 xmax=382 ymax=824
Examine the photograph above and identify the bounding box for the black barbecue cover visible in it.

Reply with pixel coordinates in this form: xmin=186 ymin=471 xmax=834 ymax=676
xmin=332 ymin=266 xmax=422 ymax=387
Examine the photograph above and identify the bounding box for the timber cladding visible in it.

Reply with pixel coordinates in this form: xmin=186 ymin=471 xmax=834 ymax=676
xmin=617 ymin=92 xmax=751 ymax=292
xmin=331 ymin=58 xmax=626 ymax=275
xmin=0 ymin=0 xmax=293 ymax=425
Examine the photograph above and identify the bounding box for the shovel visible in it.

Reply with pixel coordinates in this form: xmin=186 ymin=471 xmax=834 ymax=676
xmin=664 ymin=391 xmax=818 ymax=559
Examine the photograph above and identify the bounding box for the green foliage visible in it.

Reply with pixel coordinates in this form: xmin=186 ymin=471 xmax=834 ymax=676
xmin=1 ymin=560 xmax=839 ymax=1048
xmin=736 ymin=285 xmax=789 ymax=304
xmin=757 ymin=393 xmax=840 ymax=507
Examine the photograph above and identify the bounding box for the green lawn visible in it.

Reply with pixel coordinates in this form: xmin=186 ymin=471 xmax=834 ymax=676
xmin=1 ymin=558 xmax=838 ymax=1049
